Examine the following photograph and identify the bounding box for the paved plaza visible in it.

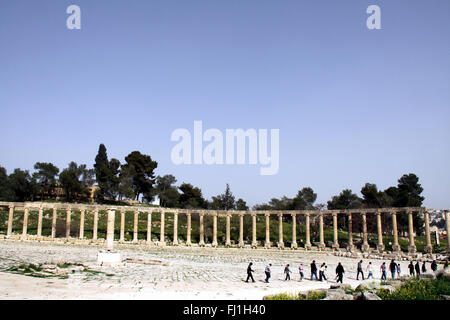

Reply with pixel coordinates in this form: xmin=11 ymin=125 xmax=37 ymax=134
xmin=0 ymin=240 xmax=419 ymax=300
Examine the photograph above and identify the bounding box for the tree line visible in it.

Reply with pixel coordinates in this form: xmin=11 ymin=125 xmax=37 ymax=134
xmin=0 ymin=144 xmax=425 ymax=234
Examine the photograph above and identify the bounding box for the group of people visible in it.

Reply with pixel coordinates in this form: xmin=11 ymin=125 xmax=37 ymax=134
xmin=246 ymin=259 xmax=440 ymax=283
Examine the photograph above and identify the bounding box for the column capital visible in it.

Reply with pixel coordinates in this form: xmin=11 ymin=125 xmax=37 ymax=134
xmin=332 ymin=212 xmax=338 ymax=217
xmin=226 ymin=212 xmax=232 ymax=217
xmin=277 ymin=212 xmax=283 ymax=217
xmin=238 ymin=212 xmax=245 ymax=217
xmin=290 ymin=213 xmax=297 ymax=218
xmin=305 ymin=212 xmax=310 ymax=217
xmin=251 ymin=212 xmax=257 ymax=217
xmin=264 ymin=212 xmax=271 ymax=217
xmin=8 ymin=204 xmax=14 ymax=209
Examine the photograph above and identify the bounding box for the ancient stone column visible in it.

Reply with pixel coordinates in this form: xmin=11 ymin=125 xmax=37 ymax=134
xmin=198 ymin=213 xmax=205 ymax=246
xmin=318 ymin=213 xmax=325 ymax=250
xmin=391 ymin=211 xmax=400 ymax=252
xmin=119 ymin=209 xmax=125 ymax=242
xmin=186 ymin=212 xmax=192 ymax=246
xmin=22 ymin=208 xmax=29 ymax=239
xmin=376 ymin=211 xmax=385 ymax=252
xmin=160 ymin=211 xmax=165 ymax=245
xmin=51 ymin=207 xmax=57 ymax=238
xmin=446 ymin=211 xmax=450 ymax=252
xmin=212 ymin=213 xmax=218 ymax=247
xmin=93 ymin=208 xmax=99 ymax=240
xmin=79 ymin=209 xmax=85 ymax=239
xmin=424 ymin=210 xmax=432 ymax=253
xmin=225 ymin=213 xmax=231 ymax=247
xmin=37 ymin=207 xmax=43 ymax=237
xmin=238 ymin=213 xmax=244 ymax=248
xmin=133 ymin=211 xmax=139 ymax=243
xmin=106 ymin=209 xmax=115 ymax=251
xmin=146 ymin=211 xmax=152 ymax=243
xmin=361 ymin=212 xmax=370 ymax=252
xmin=291 ymin=214 xmax=298 ymax=249
xmin=173 ymin=212 xmax=178 ymax=245
xmin=65 ymin=208 xmax=71 ymax=239
xmin=277 ymin=213 xmax=284 ymax=249
xmin=251 ymin=213 xmax=257 ymax=248
xmin=305 ymin=213 xmax=311 ymax=250
xmin=265 ymin=212 xmax=271 ymax=248
xmin=408 ymin=210 xmax=417 ymax=254
xmin=6 ymin=205 xmax=14 ymax=237
xmin=347 ymin=213 xmax=355 ymax=251
xmin=332 ymin=212 xmax=339 ymax=250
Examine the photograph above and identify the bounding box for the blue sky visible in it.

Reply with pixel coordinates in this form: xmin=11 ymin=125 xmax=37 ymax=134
xmin=1 ymin=1 xmax=449 ymax=208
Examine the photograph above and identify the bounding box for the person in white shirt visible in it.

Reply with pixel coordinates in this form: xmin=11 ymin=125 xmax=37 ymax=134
xmin=265 ymin=264 xmax=272 ymax=283
xmin=366 ymin=261 xmax=373 ymax=279
xmin=298 ymin=263 xmax=304 ymax=281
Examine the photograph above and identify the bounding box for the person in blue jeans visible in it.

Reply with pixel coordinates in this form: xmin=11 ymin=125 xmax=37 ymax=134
xmin=310 ymin=260 xmax=318 ymax=281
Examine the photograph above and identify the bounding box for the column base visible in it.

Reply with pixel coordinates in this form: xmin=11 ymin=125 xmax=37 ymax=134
xmin=331 ymin=243 xmax=339 ymax=250
xmin=377 ymin=244 xmax=385 ymax=253
xmin=304 ymin=243 xmax=312 ymax=250
xmin=277 ymin=242 xmax=284 ymax=249
xmin=173 ymin=240 xmax=179 ymax=246
xmin=199 ymin=241 xmax=205 ymax=247
xmin=392 ymin=244 xmax=401 ymax=252
xmin=251 ymin=242 xmax=258 ymax=248
xmin=318 ymin=243 xmax=326 ymax=251
xmin=238 ymin=241 xmax=245 ymax=248
xmin=346 ymin=244 xmax=355 ymax=251
xmin=158 ymin=241 xmax=166 ymax=247
xmin=225 ymin=241 xmax=231 ymax=247
xmin=264 ymin=242 xmax=271 ymax=249
xmin=361 ymin=244 xmax=370 ymax=252
xmin=408 ymin=245 xmax=417 ymax=254
xmin=291 ymin=242 xmax=298 ymax=249
xmin=212 ymin=241 xmax=218 ymax=247
xmin=186 ymin=241 xmax=192 ymax=247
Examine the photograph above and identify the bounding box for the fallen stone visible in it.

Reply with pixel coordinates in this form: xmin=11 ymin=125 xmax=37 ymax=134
xmin=324 ymin=289 xmax=354 ymax=300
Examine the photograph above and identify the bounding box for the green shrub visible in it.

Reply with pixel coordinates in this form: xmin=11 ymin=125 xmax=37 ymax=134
xmin=379 ymin=278 xmax=450 ymax=300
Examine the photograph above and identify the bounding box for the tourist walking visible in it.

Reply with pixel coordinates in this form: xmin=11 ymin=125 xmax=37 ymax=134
xmin=380 ymin=262 xmax=387 ymax=280
xmin=298 ymin=263 xmax=304 ymax=281
xmin=389 ymin=259 xmax=397 ymax=279
xmin=408 ymin=261 xmax=415 ymax=277
xmin=431 ymin=260 xmax=438 ymax=272
xmin=336 ymin=262 xmax=345 ymax=283
xmin=421 ymin=261 xmax=427 ymax=273
xmin=415 ymin=261 xmax=421 ymax=278
xmin=319 ymin=263 xmax=326 ymax=281
xmin=310 ymin=260 xmax=318 ymax=281
xmin=397 ymin=263 xmax=401 ymax=279
xmin=245 ymin=262 xmax=255 ymax=283
xmin=265 ymin=263 xmax=272 ymax=283
xmin=284 ymin=264 xmax=291 ymax=281
xmin=366 ymin=262 xmax=373 ymax=279
xmin=356 ymin=260 xmax=364 ymax=280
xmin=323 ymin=265 xmax=328 ymax=281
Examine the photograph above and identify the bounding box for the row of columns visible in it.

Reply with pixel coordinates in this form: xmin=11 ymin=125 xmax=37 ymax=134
xmin=3 ymin=206 xmax=450 ymax=253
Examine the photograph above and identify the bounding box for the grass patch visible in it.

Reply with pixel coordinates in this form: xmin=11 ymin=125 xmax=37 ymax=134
xmin=377 ymin=278 xmax=450 ymax=300
xmin=263 ymin=290 xmax=326 ymax=300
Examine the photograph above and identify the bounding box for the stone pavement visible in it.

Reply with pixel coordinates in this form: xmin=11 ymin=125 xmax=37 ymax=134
xmin=0 ymin=240 xmax=427 ymax=299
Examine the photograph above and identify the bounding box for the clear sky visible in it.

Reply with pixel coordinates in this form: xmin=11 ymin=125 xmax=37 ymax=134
xmin=1 ymin=0 xmax=449 ymax=209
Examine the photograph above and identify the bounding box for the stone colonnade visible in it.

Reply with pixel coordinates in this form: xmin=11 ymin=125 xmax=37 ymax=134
xmin=1 ymin=202 xmax=448 ymax=254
